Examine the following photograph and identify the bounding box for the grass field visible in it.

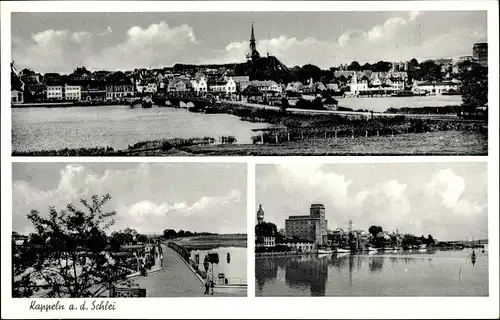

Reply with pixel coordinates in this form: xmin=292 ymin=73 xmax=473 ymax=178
xmin=181 ymin=131 xmax=487 ymax=156
xmin=172 ymin=234 xmax=247 ymax=250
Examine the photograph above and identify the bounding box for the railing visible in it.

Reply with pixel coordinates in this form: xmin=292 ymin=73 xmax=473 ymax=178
xmin=167 ymin=242 xmax=190 ymax=262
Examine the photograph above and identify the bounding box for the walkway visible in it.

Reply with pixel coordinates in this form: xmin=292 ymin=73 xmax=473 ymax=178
xmin=131 ymin=245 xmax=204 ymax=297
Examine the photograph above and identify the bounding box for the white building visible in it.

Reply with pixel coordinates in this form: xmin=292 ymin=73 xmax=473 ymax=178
xmin=349 ymin=74 xmax=368 ymax=95
xmin=282 ymin=240 xmax=316 ymax=253
xmin=251 ymin=80 xmax=282 ymax=94
xmin=191 ymin=76 xmax=208 ymax=94
xmin=413 ymin=81 xmax=459 ymax=95
xmin=209 ymin=77 xmax=237 ymax=95
xmin=47 ymin=85 xmax=63 ymax=100
xmin=262 ymin=236 xmax=276 ymax=248
xmin=64 ymin=84 xmax=81 ymax=100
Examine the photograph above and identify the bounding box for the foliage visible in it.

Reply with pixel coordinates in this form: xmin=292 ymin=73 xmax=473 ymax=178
xmin=458 ymin=61 xmax=488 ymax=110
xmin=12 ymin=194 xmax=131 ymax=298
xmin=368 ymin=226 xmax=383 ymax=238
xmin=411 ymin=60 xmax=443 ymax=81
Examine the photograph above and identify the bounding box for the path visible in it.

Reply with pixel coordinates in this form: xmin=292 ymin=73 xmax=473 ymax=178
xmin=131 ymin=245 xmax=204 ymax=297
xmin=130 ymin=245 xmax=245 ymax=297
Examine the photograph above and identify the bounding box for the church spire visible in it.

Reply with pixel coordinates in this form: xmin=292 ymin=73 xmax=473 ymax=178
xmin=247 ymin=22 xmax=260 ymax=61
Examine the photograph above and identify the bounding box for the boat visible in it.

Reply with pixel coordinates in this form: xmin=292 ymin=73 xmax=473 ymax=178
xmin=391 ymin=91 xmax=414 ymax=97
xmin=130 ymin=99 xmax=142 ymax=108
xmin=317 ymin=249 xmax=334 ymax=254
xmin=418 ymin=244 xmax=428 ymax=252
xmin=142 ymin=96 xmax=153 ymax=108
xmin=334 ymin=248 xmax=351 ymax=253
xmin=367 ymin=246 xmax=379 ymax=252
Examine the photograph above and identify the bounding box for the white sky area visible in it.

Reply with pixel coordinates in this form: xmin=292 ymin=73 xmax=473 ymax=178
xmin=11 ymin=11 xmax=487 ymax=73
xmin=12 ymin=163 xmax=247 ymax=235
xmin=256 ymin=163 xmax=487 ymax=242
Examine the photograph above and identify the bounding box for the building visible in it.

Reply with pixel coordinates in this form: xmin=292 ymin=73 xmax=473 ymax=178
xmin=168 ymin=78 xmax=192 ymax=92
xmin=11 ymin=90 xmax=24 ymax=104
xmin=412 ymin=80 xmax=459 ymax=95
xmin=257 ymin=204 xmax=264 ymax=225
xmin=285 ymin=204 xmax=328 ymax=245
xmin=64 ymin=84 xmax=81 ymax=100
xmin=105 ymin=83 xmax=135 ymax=100
xmin=349 ymin=73 xmax=369 ymax=95
xmin=255 ymin=205 xmax=277 ymax=249
xmin=281 ymin=239 xmax=316 ymax=252
xmin=473 ymin=42 xmax=488 ymax=67
xmin=191 ymin=76 xmax=208 ymax=94
xmin=249 ymin=80 xmax=282 ymax=95
xmin=209 ymin=77 xmax=237 ymax=95
xmin=46 ymin=84 xmax=63 ymax=100
xmin=246 ymin=23 xmax=261 ymax=62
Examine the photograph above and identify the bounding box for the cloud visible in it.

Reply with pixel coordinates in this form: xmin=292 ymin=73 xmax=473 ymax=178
xmin=119 ymin=189 xmax=243 ymax=233
xmin=12 ymin=30 xmax=94 ymax=73
xmin=426 ymin=169 xmax=486 ymax=215
xmin=88 ymin=21 xmax=198 ymax=70
xmin=12 ymin=164 xmax=245 ymax=235
xmin=12 ymin=12 xmax=487 ymax=73
xmin=257 ymin=164 xmax=487 ymax=241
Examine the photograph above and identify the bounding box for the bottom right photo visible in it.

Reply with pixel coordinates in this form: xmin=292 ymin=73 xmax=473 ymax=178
xmin=255 ymin=162 xmax=488 ymax=297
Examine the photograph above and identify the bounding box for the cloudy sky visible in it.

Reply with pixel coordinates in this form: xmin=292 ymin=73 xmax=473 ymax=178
xmin=11 ymin=11 xmax=487 ymax=73
xmin=256 ymin=163 xmax=488 ymax=241
xmin=12 ymin=163 xmax=246 ymax=235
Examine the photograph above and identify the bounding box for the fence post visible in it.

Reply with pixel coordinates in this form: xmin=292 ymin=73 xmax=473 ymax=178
xmin=335 ymin=131 xmax=337 ymax=139
xmin=377 ymin=130 xmax=380 ymax=137
xmin=351 ymin=129 xmax=354 ymax=139
xmin=275 ymin=133 xmax=278 ymax=143
xmin=287 ymin=132 xmax=290 ymax=142
xmin=260 ymin=133 xmax=264 ymax=144
xmin=365 ymin=130 xmax=368 ymax=138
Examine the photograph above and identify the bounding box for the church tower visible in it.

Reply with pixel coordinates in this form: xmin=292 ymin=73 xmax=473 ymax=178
xmin=257 ymin=204 xmax=264 ymax=224
xmin=246 ymin=23 xmax=261 ymax=62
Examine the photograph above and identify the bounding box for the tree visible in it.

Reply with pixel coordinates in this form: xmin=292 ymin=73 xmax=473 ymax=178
xmin=368 ymin=226 xmax=383 ymax=238
xmin=12 ymin=194 xmax=131 ymax=298
xmin=361 ymin=63 xmax=372 ymax=71
xmin=347 ymin=61 xmax=361 ymax=71
xmin=427 ymin=234 xmax=435 ymax=245
xmin=409 ymin=58 xmax=419 ymax=70
xmin=163 ymin=229 xmax=177 ymax=239
xmin=458 ymin=61 xmax=488 ymax=110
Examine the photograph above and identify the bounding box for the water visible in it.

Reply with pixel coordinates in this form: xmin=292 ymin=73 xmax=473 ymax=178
xmin=190 ymin=247 xmax=247 ymax=285
xmin=12 ymin=105 xmax=267 ymax=152
xmin=255 ymin=248 xmax=488 ymax=296
xmin=338 ymin=95 xmax=463 ymax=112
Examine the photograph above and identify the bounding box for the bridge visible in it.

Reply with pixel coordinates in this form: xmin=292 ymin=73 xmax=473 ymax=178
xmin=153 ymin=92 xmax=216 ymax=110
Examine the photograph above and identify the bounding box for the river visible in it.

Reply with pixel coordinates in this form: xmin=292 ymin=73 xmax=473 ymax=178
xmin=338 ymin=95 xmax=462 ymax=112
xmin=255 ymin=248 xmax=488 ymax=296
xmin=12 ymin=105 xmax=267 ymax=152
xmin=190 ymin=247 xmax=247 ymax=285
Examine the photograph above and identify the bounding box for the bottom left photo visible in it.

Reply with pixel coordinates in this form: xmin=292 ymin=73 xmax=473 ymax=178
xmin=11 ymin=162 xmax=247 ymax=298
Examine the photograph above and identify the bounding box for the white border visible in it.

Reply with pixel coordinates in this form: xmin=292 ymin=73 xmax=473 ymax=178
xmin=2 ymin=1 xmax=499 ymax=319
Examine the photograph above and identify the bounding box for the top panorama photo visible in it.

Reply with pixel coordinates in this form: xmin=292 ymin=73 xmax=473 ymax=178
xmin=11 ymin=11 xmax=488 ymax=156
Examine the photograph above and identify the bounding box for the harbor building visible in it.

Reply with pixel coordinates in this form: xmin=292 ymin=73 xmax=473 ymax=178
xmin=255 ymin=205 xmax=276 ymax=248
xmin=473 ymin=42 xmax=488 ymax=67
xmin=285 ymin=204 xmax=328 ymax=246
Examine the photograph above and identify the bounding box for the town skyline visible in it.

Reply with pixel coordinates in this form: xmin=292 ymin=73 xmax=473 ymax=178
xmin=12 ymin=11 xmax=487 ymax=74
xmin=12 ymin=163 xmax=247 ymax=235
xmin=256 ymin=163 xmax=488 ymax=241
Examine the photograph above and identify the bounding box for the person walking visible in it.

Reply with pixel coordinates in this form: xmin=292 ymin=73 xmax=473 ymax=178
xmin=204 ymin=279 xmax=210 ymax=295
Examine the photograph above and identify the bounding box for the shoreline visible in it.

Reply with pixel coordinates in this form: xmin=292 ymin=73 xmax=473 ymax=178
xmin=12 ymin=131 xmax=488 ymax=157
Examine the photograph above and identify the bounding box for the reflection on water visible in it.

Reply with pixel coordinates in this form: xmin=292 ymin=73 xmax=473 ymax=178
xmin=256 ymin=249 xmax=488 ymax=296
xmin=12 ymin=106 xmax=268 ymax=151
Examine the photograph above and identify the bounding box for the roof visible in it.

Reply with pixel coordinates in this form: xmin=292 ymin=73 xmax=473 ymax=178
xmin=241 ymin=85 xmax=263 ymax=96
